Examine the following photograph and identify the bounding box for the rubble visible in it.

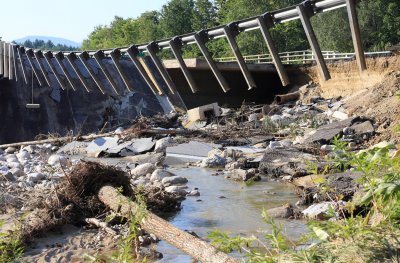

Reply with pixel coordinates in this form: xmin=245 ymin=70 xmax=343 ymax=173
xmin=1 ymin=71 xmax=399 ymax=261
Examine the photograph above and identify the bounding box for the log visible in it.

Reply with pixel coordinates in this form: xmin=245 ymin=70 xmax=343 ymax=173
xmin=0 ymin=132 xmax=115 ymax=149
xmin=0 ymin=128 xmax=191 ymax=149
xmin=275 ymin=91 xmax=300 ymax=104
xmin=98 ymin=185 xmax=236 ymax=263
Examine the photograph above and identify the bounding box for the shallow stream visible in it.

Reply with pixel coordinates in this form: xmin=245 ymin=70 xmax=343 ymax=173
xmin=155 ymin=167 xmax=308 ymax=262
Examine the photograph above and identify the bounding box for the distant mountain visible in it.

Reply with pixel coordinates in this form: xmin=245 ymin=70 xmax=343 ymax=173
xmin=14 ymin=36 xmax=81 ymax=47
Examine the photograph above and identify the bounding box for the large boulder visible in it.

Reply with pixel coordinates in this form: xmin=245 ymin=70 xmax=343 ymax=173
xmin=304 ymin=117 xmax=360 ymax=144
xmin=267 ymin=204 xmax=294 ymax=218
xmin=131 ymin=163 xmax=156 ymax=179
xmin=200 ymin=154 xmax=226 ymax=168
xmin=259 ymin=148 xmax=316 ymax=178
xmin=161 ymin=176 xmax=188 ymax=186
xmin=150 ymin=169 xmax=176 ymax=182
xmin=154 ymin=137 xmax=174 ymax=153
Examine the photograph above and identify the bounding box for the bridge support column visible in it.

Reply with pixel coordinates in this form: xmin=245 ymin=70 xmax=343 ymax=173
xmin=257 ymin=13 xmax=290 ymax=86
xmin=17 ymin=47 xmax=28 ymax=84
xmin=66 ymin=53 xmax=91 ymax=92
xmin=54 ymin=52 xmax=77 ymax=91
xmin=3 ymin=42 xmax=9 ymax=78
xmin=346 ymin=0 xmax=366 ymax=72
xmin=25 ymin=49 xmax=43 ymax=86
xmin=110 ymin=49 xmax=134 ymax=92
xmin=8 ymin=44 xmax=15 ymax=80
xmin=223 ymin=23 xmax=257 ymax=90
xmin=34 ymin=50 xmax=52 ymax=86
xmin=146 ymin=42 xmax=178 ymax=95
xmin=0 ymin=41 xmax=3 ymax=76
xmin=126 ymin=45 xmax=161 ymax=96
xmin=11 ymin=45 xmax=18 ymax=81
xmin=169 ymin=37 xmax=199 ymax=93
xmin=79 ymin=51 xmax=106 ymax=94
xmin=93 ymin=51 xmax=120 ymax=95
xmin=44 ymin=51 xmax=68 ymax=90
xmin=297 ymin=1 xmax=331 ymax=81
xmin=194 ymin=30 xmax=230 ymax=93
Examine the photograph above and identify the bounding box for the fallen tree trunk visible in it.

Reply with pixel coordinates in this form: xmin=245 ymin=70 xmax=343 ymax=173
xmin=0 ymin=129 xmax=192 ymax=149
xmin=98 ymin=185 xmax=236 ymax=263
xmin=0 ymin=132 xmax=115 ymax=149
xmin=275 ymin=91 xmax=300 ymax=104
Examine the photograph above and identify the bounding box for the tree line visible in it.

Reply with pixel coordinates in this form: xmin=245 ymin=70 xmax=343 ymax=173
xmin=81 ymin=0 xmax=399 ymax=58
xmin=17 ymin=39 xmax=79 ymax=52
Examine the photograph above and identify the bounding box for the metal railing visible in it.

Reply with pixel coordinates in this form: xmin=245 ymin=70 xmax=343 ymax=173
xmin=215 ymin=50 xmax=392 ymax=64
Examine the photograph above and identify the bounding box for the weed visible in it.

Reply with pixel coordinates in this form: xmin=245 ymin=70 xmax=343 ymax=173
xmin=0 ymin=220 xmax=24 ymax=263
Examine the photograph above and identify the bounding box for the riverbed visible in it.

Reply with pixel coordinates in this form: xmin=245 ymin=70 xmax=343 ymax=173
xmin=156 ymin=167 xmax=308 ymax=262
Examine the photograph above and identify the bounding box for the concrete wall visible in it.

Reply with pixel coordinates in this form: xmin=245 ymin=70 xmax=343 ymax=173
xmin=0 ymin=57 xmax=175 ymax=144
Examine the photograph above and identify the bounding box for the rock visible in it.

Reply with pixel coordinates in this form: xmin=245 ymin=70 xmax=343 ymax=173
xmin=267 ymin=204 xmax=294 ymax=218
xmin=5 ymin=147 xmax=17 ymax=154
xmin=259 ymin=148 xmax=316 ymax=178
xmin=304 ymin=117 xmax=360 ymax=144
xmin=0 ymin=171 xmax=15 ymax=182
xmin=16 ymin=151 xmax=30 ymax=161
xmin=350 ymin=121 xmax=375 ymax=136
xmin=187 ymin=190 xmax=200 ymax=196
xmin=321 ymin=145 xmax=335 ymax=152
xmin=231 ymin=169 xmax=256 ymax=181
xmin=200 ymin=154 xmax=226 ymax=168
xmin=133 ymin=178 xmax=150 ymax=186
xmin=225 ymin=161 xmax=243 ymax=170
xmin=332 ymin=111 xmax=349 ymax=120
xmin=7 ymin=162 xmax=21 ymax=169
xmin=9 ymin=168 xmax=24 ymax=178
xmin=150 ymin=169 xmax=176 ymax=182
xmin=48 ymin=154 xmax=69 ymax=167
xmin=115 ymin=127 xmax=124 ymax=134
xmin=27 ymin=172 xmax=46 ymax=183
xmin=22 ymin=145 xmax=38 ymax=154
xmin=154 ymin=137 xmax=174 ymax=153
xmin=131 ymin=163 xmax=156 ymax=179
xmin=165 ymin=185 xmax=188 ymax=196
xmin=269 ymin=141 xmax=283 ymax=149
xmin=248 ymin=113 xmax=259 ymax=122
xmin=161 ymin=176 xmax=188 ymax=186
xmin=302 ymin=201 xmax=343 ymax=219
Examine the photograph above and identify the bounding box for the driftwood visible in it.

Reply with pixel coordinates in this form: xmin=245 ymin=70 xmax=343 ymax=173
xmin=85 ymin=218 xmax=117 ymax=236
xmin=98 ymin=185 xmax=236 ymax=263
xmin=275 ymin=91 xmax=300 ymax=104
xmin=0 ymin=132 xmax=114 ymax=149
xmin=0 ymin=128 xmax=191 ymax=149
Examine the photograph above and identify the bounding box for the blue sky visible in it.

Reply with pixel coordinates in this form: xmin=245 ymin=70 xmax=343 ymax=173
xmin=0 ymin=0 xmax=169 ymax=43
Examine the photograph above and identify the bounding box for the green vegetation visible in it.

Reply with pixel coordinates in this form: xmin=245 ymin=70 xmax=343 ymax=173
xmin=0 ymin=220 xmax=24 ymax=263
xmin=82 ymin=0 xmax=400 ymax=57
xmin=16 ymin=39 xmax=79 ymax=51
xmin=208 ymin=138 xmax=400 ymax=262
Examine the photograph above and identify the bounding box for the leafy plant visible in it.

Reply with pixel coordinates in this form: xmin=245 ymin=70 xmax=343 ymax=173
xmin=0 ymin=220 xmax=24 ymax=263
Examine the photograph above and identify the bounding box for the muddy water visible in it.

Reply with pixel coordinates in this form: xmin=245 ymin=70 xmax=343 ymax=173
xmin=156 ymin=167 xmax=308 ymax=262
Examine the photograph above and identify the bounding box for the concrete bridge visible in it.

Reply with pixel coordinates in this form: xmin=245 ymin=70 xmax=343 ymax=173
xmin=0 ymin=0 xmax=372 ymax=143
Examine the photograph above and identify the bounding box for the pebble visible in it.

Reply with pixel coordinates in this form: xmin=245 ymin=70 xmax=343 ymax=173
xmin=187 ymin=190 xmax=200 ymax=197
xmin=27 ymin=172 xmax=46 ymax=183
xmin=48 ymin=154 xmax=69 ymax=167
xmin=5 ymin=147 xmax=17 ymax=154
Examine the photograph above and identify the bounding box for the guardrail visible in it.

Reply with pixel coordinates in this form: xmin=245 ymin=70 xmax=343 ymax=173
xmin=215 ymin=50 xmax=392 ymax=64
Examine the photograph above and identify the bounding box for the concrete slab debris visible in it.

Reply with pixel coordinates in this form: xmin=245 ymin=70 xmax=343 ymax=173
xmin=187 ymin=103 xmax=220 ymax=122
